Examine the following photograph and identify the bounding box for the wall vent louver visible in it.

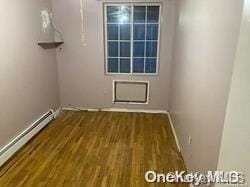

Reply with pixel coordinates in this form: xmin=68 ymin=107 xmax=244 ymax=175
xmin=113 ymin=80 xmax=149 ymax=104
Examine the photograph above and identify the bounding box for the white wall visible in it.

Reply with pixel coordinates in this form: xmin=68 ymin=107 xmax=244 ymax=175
xmin=52 ymin=0 xmax=175 ymax=110
xmin=169 ymin=0 xmax=243 ymax=172
xmin=217 ymin=0 xmax=250 ymax=185
xmin=0 ymin=0 xmax=60 ymax=149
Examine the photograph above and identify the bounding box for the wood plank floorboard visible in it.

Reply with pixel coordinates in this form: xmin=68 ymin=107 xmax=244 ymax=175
xmin=0 ymin=111 xmax=188 ymax=187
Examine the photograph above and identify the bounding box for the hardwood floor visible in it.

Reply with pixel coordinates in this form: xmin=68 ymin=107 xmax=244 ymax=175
xmin=0 ymin=111 xmax=187 ymax=187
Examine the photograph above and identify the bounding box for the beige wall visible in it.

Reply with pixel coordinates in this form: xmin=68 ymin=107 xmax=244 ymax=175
xmin=217 ymin=0 xmax=250 ymax=185
xmin=0 ymin=0 xmax=60 ymax=149
xmin=169 ymin=0 xmax=243 ymax=171
xmin=52 ymin=0 xmax=175 ymax=110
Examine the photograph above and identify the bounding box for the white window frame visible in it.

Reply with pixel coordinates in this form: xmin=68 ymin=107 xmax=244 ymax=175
xmin=104 ymin=3 xmax=162 ymax=76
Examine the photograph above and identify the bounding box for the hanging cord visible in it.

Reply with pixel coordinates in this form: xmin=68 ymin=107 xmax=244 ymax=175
xmin=50 ymin=13 xmax=64 ymax=42
xmin=80 ymin=0 xmax=86 ymax=46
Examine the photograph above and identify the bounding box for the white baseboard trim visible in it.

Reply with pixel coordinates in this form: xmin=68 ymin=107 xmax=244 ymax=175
xmin=62 ymin=107 xmax=168 ymax=114
xmin=62 ymin=107 xmax=82 ymax=111
xmin=102 ymin=108 xmax=168 ymax=114
xmin=0 ymin=108 xmax=60 ymax=167
xmin=53 ymin=107 xmax=62 ymax=118
xmin=166 ymin=112 xmax=181 ymax=152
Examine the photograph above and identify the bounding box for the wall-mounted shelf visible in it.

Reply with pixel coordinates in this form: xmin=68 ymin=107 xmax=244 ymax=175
xmin=38 ymin=42 xmax=64 ymax=49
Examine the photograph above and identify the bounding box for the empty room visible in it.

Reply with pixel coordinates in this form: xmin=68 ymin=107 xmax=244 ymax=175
xmin=0 ymin=0 xmax=249 ymax=186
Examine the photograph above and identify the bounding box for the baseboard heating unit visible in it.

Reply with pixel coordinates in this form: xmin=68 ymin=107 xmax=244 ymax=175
xmin=0 ymin=110 xmax=55 ymax=167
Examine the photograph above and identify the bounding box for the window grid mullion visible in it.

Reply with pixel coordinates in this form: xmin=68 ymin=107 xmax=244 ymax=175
xmin=131 ymin=5 xmax=134 ymax=74
xmin=108 ymin=40 xmax=158 ymax=42
xmin=118 ymin=7 xmax=120 ymax=73
xmin=105 ymin=6 xmax=108 ymax=73
xmin=144 ymin=6 xmax=148 ymax=73
xmin=108 ymin=57 xmax=157 ymax=59
xmin=108 ymin=22 xmax=159 ymax=25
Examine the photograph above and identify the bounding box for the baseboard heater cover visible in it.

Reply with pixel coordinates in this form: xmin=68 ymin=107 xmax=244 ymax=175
xmin=113 ymin=80 xmax=149 ymax=104
xmin=0 ymin=110 xmax=54 ymax=167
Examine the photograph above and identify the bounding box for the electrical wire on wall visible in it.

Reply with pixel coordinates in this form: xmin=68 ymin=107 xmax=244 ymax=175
xmin=80 ymin=0 xmax=86 ymax=46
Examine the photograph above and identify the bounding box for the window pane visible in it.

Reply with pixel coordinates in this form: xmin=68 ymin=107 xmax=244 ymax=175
xmin=133 ymin=58 xmax=144 ymax=73
xmin=120 ymin=58 xmax=130 ymax=73
xmin=108 ymin=58 xmax=118 ymax=73
xmin=133 ymin=42 xmax=145 ymax=57
xmin=108 ymin=42 xmax=118 ymax=57
xmin=134 ymin=6 xmax=146 ymax=23
xmin=106 ymin=5 xmax=160 ymax=74
xmin=134 ymin=24 xmax=145 ymax=40
xmin=119 ymin=6 xmax=131 ymax=23
xmin=107 ymin=6 xmax=120 ymax=23
xmin=146 ymin=24 xmax=158 ymax=40
xmin=108 ymin=24 xmax=118 ymax=40
xmin=147 ymin=6 xmax=160 ymax=23
xmin=120 ymin=42 xmax=131 ymax=57
xmin=120 ymin=24 xmax=131 ymax=40
xmin=146 ymin=41 xmax=157 ymax=57
xmin=145 ymin=58 xmax=157 ymax=73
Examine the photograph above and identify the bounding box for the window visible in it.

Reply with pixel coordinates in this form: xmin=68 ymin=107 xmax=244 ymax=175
xmin=104 ymin=4 xmax=161 ymax=75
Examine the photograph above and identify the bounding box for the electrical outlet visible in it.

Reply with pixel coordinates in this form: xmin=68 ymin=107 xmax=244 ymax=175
xmin=188 ymin=136 xmax=192 ymax=145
